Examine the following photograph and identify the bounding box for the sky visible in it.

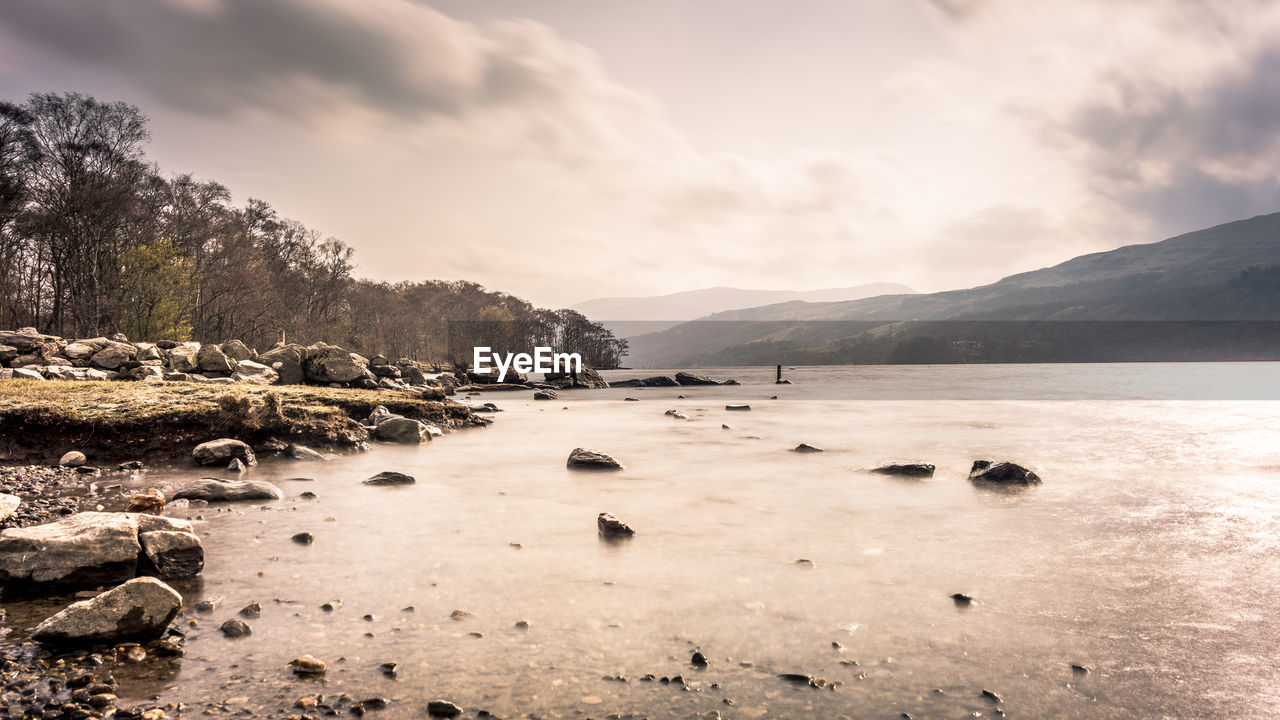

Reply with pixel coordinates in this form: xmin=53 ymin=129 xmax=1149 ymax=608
xmin=1 ymin=0 xmax=1278 ymax=308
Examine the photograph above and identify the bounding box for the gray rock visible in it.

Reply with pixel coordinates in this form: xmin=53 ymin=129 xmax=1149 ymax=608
xmin=192 ymin=438 xmax=257 ymax=467
xmin=427 ymin=700 xmax=463 ymax=718
xmin=872 ymin=463 xmax=935 ymax=478
xmin=664 ymin=409 xmax=688 ymax=420
xmin=168 ymin=345 xmax=199 ymax=373
xmin=366 ymin=405 xmax=401 ymax=426
xmin=303 ymin=343 xmax=365 ymax=384
xmin=725 ymin=404 xmax=751 ymax=411
xmin=230 ymin=360 xmax=278 ymax=385
xmin=227 ymin=458 xmax=246 ymax=473
xmin=62 ymin=342 xmax=98 ymax=360
xmin=59 ymin=451 xmax=87 ymax=467
xmin=567 ymin=448 xmax=622 ymax=470
xmin=130 ymin=365 xmax=165 ymax=381
xmin=220 ymin=339 xmax=254 ymax=362
xmin=0 ymin=494 xmax=19 ymax=523
xmin=136 ymin=345 xmax=162 ymax=362
xmin=0 ymin=513 xmax=142 ymax=588
xmin=33 ymin=577 xmax=182 ymax=644
xmin=12 ymin=367 xmax=44 ymax=381
xmin=0 ymin=328 xmax=45 ymax=350
xmin=172 ymin=478 xmax=283 ymax=502
xmin=597 ymin=512 xmax=635 ymax=537
xmin=259 ymin=343 xmax=305 ymax=385
xmin=533 ymin=389 xmax=558 ymax=400
xmin=197 ymin=344 xmax=235 ymax=373
xmin=363 ymin=471 xmax=416 ymax=486
xmin=792 ymin=443 xmax=823 ymax=453
xmin=374 ymin=417 xmax=430 ymax=444
xmin=969 ymin=460 xmax=1041 ymax=485
xmin=288 ymin=444 xmax=328 ymax=462
xmin=610 ymin=375 xmax=680 ymax=388
xmin=220 ymin=618 xmax=252 ymax=638
xmin=675 ymin=371 xmax=721 ymax=386
xmin=139 ymin=528 xmax=204 ymax=579
xmin=0 ymin=345 xmax=17 ymax=363
xmin=89 ymin=343 xmax=135 ymax=370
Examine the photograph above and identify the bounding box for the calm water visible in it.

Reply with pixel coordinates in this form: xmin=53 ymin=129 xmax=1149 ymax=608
xmin=11 ymin=364 xmax=1280 ymax=718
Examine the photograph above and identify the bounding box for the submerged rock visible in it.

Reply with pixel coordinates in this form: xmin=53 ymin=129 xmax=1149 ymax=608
xmin=138 ymin=517 xmax=205 ymax=579
xmin=675 ymin=372 xmax=720 ymax=386
xmin=567 ymin=448 xmax=622 ymax=470
xmin=597 ymin=512 xmax=635 ymax=538
xmin=192 ymin=438 xmax=257 ymax=468
xmin=427 ymin=700 xmax=463 ymax=718
xmin=172 ymin=478 xmax=283 ymax=502
xmin=725 ymin=404 xmax=751 ymax=411
xmin=951 ymin=593 xmax=974 ymax=607
xmin=33 ymin=577 xmax=182 ymax=644
xmin=611 ymin=375 xmax=680 ymax=388
xmin=665 ymin=409 xmax=688 ymax=420
xmin=290 ymin=654 xmax=326 ymax=674
xmin=363 ymin=471 xmax=416 ymax=486
xmin=969 ymin=460 xmax=1041 ymax=485
xmin=533 ymin=389 xmax=558 ymax=400
xmin=289 ymin=444 xmax=328 ymax=462
xmin=792 ymin=444 xmax=823 ymax=453
xmin=373 ymin=417 xmax=431 ymax=444
xmin=872 ymin=463 xmax=935 ymax=478
xmin=0 ymin=512 xmax=141 ymax=588
xmin=220 ymin=618 xmax=252 ymax=638
xmin=59 ymin=451 xmax=86 ymax=468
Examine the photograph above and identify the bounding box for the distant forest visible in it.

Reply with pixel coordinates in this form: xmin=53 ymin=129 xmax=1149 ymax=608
xmin=0 ymin=92 xmax=627 ymax=368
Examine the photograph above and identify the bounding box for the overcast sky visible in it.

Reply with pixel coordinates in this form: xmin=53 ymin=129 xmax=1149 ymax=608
xmin=1 ymin=0 xmax=1277 ymax=307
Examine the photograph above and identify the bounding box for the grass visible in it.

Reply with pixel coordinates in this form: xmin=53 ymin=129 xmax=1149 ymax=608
xmin=0 ymin=380 xmax=483 ymax=464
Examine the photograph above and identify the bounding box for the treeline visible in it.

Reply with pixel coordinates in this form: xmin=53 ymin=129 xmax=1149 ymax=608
xmin=0 ymin=92 xmax=626 ymax=367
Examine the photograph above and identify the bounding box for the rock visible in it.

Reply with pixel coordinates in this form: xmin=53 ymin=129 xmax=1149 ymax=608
xmin=33 ymin=577 xmax=182 ymax=644
xmin=0 ymin=327 xmax=44 ymax=349
xmin=219 ymin=619 xmax=252 ymax=638
xmin=692 ymin=651 xmax=708 ymax=667
xmin=303 ymin=343 xmax=365 ymax=384
xmin=543 ymin=367 xmax=609 ymax=390
xmin=59 ymin=451 xmax=87 ymax=467
xmin=597 ymin=512 xmax=635 ymax=538
xmin=89 ymin=343 xmax=135 ymax=370
xmin=363 ymin=471 xmax=415 ymax=486
xmin=139 ymin=527 xmax=204 ymax=579
xmin=0 ymin=493 xmax=19 ymax=523
xmin=611 ymin=375 xmax=680 ymax=388
xmin=374 ymin=417 xmax=430 ymax=444
xmin=400 ymin=364 xmax=427 ymax=385
xmin=192 ymin=438 xmax=257 ymax=467
xmin=167 ymin=345 xmax=199 ymax=372
xmin=291 ymin=532 xmax=314 ymax=545
xmin=227 ymin=458 xmax=246 ymax=473
xmin=567 ymin=447 xmax=622 ymax=470
xmin=427 ymin=700 xmax=463 ymax=718
xmin=196 ymin=344 xmax=235 ymax=373
xmin=230 ymin=360 xmax=278 ymax=385
xmin=969 ymin=460 xmax=1041 ymax=485
xmin=288 ymin=444 xmax=328 ymax=462
xmin=366 ymin=405 xmax=400 ymax=426
xmin=172 ymin=478 xmax=283 ymax=502
xmin=792 ymin=444 xmax=823 ymax=453
xmin=533 ymin=389 xmax=558 ymax=400
xmin=63 ymin=342 xmax=98 ymax=360
xmin=0 ymin=512 xmax=142 ymax=588
xmin=951 ymin=593 xmax=974 ymax=607
xmin=725 ymin=404 xmax=751 ymax=411
xmin=872 ymin=463 xmax=935 ymax=478
xmin=290 ymin=654 xmax=326 ymax=674
xmin=675 ymin=372 xmax=720 ymax=386
xmin=136 ymin=345 xmax=162 ymax=361
xmin=240 ymin=601 xmax=262 ymax=618
xmin=107 ymin=332 xmax=129 ymax=343
xmin=220 ymin=339 xmax=254 ymax=362
xmin=125 ymin=489 xmax=165 ymax=515
xmin=130 ymin=365 xmax=166 ymax=381
xmin=11 ymin=367 xmax=44 ymax=381
xmin=259 ymin=343 xmax=305 ymax=385
xmin=664 ymin=409 xmax=688 ymax=420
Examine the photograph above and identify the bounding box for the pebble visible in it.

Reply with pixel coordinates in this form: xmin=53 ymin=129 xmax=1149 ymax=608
xmin=289 ymin=654 xmax=327 ymax=675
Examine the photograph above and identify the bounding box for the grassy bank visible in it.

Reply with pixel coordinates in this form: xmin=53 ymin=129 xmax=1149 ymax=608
xmin=0 ymin=380 xmax=485 ymax=464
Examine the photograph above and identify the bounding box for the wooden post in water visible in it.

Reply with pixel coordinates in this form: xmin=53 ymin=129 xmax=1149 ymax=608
xmin=776 ymin=364 xmax=782 ymax=383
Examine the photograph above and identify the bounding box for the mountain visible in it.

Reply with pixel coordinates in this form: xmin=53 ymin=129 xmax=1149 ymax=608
xmin=624 ymin=212 xmax=1280 ymax=366
xmin=572 ymin=284 xmax=916 ymax=325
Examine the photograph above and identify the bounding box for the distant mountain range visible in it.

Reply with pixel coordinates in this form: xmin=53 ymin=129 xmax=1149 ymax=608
xmin=572 ymin=284 xmax=915 ymax=335
xmin=622 ymin=212 xmax=1280 ymax=366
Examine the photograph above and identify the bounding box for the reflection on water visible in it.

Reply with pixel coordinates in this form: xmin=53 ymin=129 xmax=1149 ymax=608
xmin=9 ymin=364 xmax=1280 ymax=718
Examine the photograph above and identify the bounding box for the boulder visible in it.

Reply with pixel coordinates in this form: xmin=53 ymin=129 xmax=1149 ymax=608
xmin=363 ymin=471 xmax=416 ymax=486
xmin=597 ymin=512 xmax=635 ymax=538
xmin=192 ymin=438 xmax=257 ymax=467
xmin=665 ymin=409 xmax=688 ymax=420
xmin=289 ymin=444 xmax=328 ymax=462
xmin=0 ymin=494 xmax=19 ymax=523
xmin=374 ymin=417 xmax=430 ymax=444
xmin=303 ymin=343 xmax=365 ymax=384
xmin=259 ymin=344 xmax=305 ymax=385
xmin=675 ymin=372 xmax=720 ymax=386
xmin=89 ymin=344 xmax=133 ymax=370
xmin=139 ymin=528 xmax=204 ymax=579
xmin=400 ymin=364 xmax=427 ymax=385
xmin=220 ymin=339 xmax=254 ymax=362
xmin=791 ymin=444 xmax=823 ymax=453
xmin=872 ymin=463 xmax=935 ymax=478
xmin=0 ymin=513 xmax=142 ymax=588
xmin=168 ymin=345 xmax=199 ymax=373
xmin=59 ymin=451 xmax=87 ymax=467
xmin=126 ymin=489 xmax=165 ymax=514
xmin=543 ymin=367 xmax=608 ymax=389
xmin=130 ymin=365 xmax=165 ymax=381
xmin=370 ymin=364 xmax=401 ymax=379
xmin=366 ymin=405 xmax=400 ymax=426
xmin=0 ymin=345 xmax=16 ymax=363
xmin=197 ymin=344 xmax=235 ymax=373
xmin=11 ymin=368 xmax=43 ymax=381
xmin=136 ymin=345 xmax=162 ymax=362
xmin=43 ymin=365 xmax=79 ymax=380
xmin=567 ymin=448 xmax=622 ymax=470
xmin=227 ymin=458 xmax=246 ymax=473
xmin=172 ymin=478 xmax=283 ymax=502
xmin=533 ymin=389 xmax=558 ymax=400
xmin=231 ymin=360 xmax=278 ymax=385
xmin=969 ymin=460 xmax=1041 ymax=485
xmin=33 ymin=577 xmax=182 ymax=644
xmin=62 ymin=342 xmax=98 ymax=360
xmin=611 ymin=376 xmax=680 ymax=388
xmin=0 ymin=328 xmax=45 ymax=350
